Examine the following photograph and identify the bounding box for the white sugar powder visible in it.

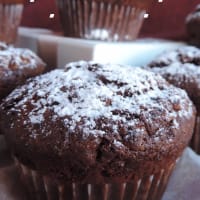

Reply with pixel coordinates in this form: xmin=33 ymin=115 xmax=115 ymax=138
xmin=4 ymin=61 xmax=194 ymax=139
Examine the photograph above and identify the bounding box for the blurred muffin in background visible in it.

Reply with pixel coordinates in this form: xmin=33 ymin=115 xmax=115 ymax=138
xmin=56 ymin=0 xmax=154 ymax=41
xmin=186 ymin=4 xmax=200 ymax=47
xmin=147 ymin=45 xmax=200 ymax=153
xmin=0 ymin=42 xmax=46 ymax=136
xmin=0 ymin=42 xmax=46 ymax=101
xmin=0 ymin=0 xmax=24 ymax=44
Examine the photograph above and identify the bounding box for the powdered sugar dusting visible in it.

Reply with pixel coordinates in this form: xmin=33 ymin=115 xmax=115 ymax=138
xmin=186 ymin=5 xmax=200 ymax=23
xmin=0 ymin=42 xmax=39 ymax=70
xmin=149 ymin=46 xmax=200 ymax=65
xmin=149 ymin=62 xmax=200 ymax=88
xmin=147 ymin=46 xmax=200 ymax=107
xmin=3 ymin=61 xmax=194 ymax=141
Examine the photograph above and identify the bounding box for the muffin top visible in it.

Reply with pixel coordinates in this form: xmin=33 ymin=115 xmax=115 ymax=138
xmin=186 ymin=4 xmax=200 ymax=24
xmin=148 ymin=46 xmax=200 ymax=112
xmin=186 ymin=4 xmax=200 ymax=46
xmin=0 ymin=42 xmax=46 ymax=100
xmin=0 ymin=61 xmax=195 ymax=182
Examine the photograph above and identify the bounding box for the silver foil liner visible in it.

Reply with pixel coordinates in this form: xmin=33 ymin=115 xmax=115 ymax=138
xmin=14 ymin=157 xmax=175 ymax=200
xmin=56 ymin=0 xmax=147 ymax=41
xmin=190 ymin=115 xmax=200 ymax=154
xmin=0 ymin=3 xmax=23 ymax=44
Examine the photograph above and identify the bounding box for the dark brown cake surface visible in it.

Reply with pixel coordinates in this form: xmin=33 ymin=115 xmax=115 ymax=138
xmin=0 ymin=42 xmax=46 ymax=100
xmin=148 ymin=46 xmax=200 ymax=112
xmin=186 ymin=4 xmax=200 ymax=47
xmin=0 ymin=61 xmax=195 ymax=183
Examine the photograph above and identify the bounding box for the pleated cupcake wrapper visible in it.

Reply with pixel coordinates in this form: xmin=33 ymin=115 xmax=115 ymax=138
xmin=190 ymin=115 xmax=200 ymax=154
xmin=0 ymin=3 xmax=23 ymax=44
xmin=14 ymin=157 xmax=175 ymax=200
xmin=57 ymin=0 xmax=146 ymax=41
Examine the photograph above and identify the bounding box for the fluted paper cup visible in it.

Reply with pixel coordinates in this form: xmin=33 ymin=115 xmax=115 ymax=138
xmin=0 ymin=0 xmax=24 ymax=44
xmin=56 ymin=0 xmax=153 ymax=41
xmin=14 ymin=157 xmax=176 ymax=200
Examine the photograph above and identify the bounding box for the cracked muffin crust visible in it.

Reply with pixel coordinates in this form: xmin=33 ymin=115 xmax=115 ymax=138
xmin=147 ymin=46 xmax=200 ymax=112
xmin=0 ymin=61 xmax=195 ymax=183
xmin=0 ymin=42 xmax=46 ymax=100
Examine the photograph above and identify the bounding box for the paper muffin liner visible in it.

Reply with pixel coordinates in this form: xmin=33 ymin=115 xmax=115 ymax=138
xmin=14 ymin=157 xmax=176 ymax=200
xmin=190 ymin=115 xmax=200 ymax=154
xmin=56 ymin=0 xmax=148 ymax=41
xmin=0 ymin=3 xmax=23 ymax=44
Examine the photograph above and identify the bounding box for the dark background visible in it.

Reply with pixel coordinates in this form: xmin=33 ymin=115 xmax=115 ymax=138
xmin=21 ymin=0 xmax=200 ymax=40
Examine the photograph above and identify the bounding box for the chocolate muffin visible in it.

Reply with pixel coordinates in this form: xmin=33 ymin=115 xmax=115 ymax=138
xmin=0 ymin=42 xmax=46 ymax=101
xmin=0 ymin=61 xmax=195 ymax=200
xmin=147 ymin=45 xmax=200 ymax=153
xmin=0 ymin=0 xmax=24 ymax=44
xmin=56 ymin=0 xmax=154 ymax=41
xmin=186 ymin=4 xmax=200 ymax=47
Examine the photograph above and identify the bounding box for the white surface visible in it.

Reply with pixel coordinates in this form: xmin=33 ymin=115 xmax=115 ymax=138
xmin=163 ymin=148 xmax=200 ymax=200
xmin=16 ymin=27 xmax=53 ymax=54
xmin=57 ymin=38 xmax=186 ymax=67
xmin=16 ymin=27 xmax=186 ymax=69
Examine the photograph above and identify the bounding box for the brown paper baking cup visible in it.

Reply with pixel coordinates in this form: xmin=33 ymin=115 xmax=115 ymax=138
xmin=190 ymin=115 xmax=200 ymax=154
xmin=0 ymin=0 xmax=24 ymax=4
xmin=56 ymin=0 xmax=148 ymax=41
xmin=14 ymin=157 xmax=175 ymax=200
xmin=0 ymin=3 xmax=23 ymax=44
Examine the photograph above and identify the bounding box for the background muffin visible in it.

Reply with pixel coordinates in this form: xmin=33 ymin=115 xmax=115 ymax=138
xmin=0 ymin=42 xmax=46 ymax=101
xmin=147 ymin=46 xmax=200 ymax=153
xmin=186 ymin=4 xmax=200 ymax=47
xmin=56 ymin=0 xmax=154 ymax=41
xmin=0 ymin=61 xmax=195 ymax=200
xmin=0 ymin=0 xmax=24 ymax=44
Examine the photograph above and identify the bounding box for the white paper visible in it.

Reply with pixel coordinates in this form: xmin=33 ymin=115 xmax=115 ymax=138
xmin=163 ymin=148 xmax=200 ymax=200
xmin=16 ymin=27 xmax=186 ymax=69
